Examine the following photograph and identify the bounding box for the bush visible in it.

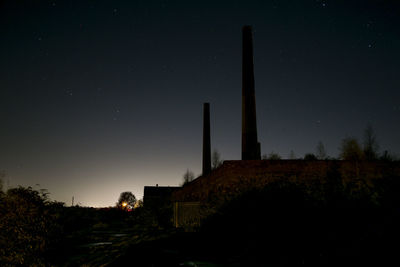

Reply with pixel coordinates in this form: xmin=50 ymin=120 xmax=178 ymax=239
xmin=339 ymin=137 xmax=364 ymax=160
xmin=0 ymin=186 xmax=63 ymax=266
xmin=304 ymin=153 xmax=317 ymax=160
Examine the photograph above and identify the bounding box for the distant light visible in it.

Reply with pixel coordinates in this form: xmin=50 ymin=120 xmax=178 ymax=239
xmin=122 ymin=202 xmax=127 ymax=207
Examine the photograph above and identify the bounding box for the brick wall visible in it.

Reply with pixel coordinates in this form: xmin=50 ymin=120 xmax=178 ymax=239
xmin=171 ymin=160 xmax=400 ymax=228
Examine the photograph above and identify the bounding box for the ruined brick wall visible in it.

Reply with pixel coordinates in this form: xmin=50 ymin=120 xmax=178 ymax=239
xmin=173 ymin=160 xmax=400 ymax=203
xmin=172 ymin=160 xmax=400 ymax=227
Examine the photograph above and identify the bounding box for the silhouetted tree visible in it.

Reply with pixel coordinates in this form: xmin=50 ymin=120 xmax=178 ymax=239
xmin=135 ymin=199 xmax=144 ymax=208
xmin=380 ymin=150 xmax=398 ymax=162
xmin=182 ymin=169 xmax=195 ymax=185
xmin=267 ymin=152 xmax=281 ymax=160
xmin=212 ymin=149 xmax=223 ymax=169
xmin=363 ymin=124 xmax=379 ymax=160
xmin=339 ymin=137 xmax=364 ymax=160
xmin=289 ymin=150 xmax=296 ymax=159
xmin=117 ymin=191 xmax=136 ymax=210
xmin=316 ymin=141 xmax=327 ymax=159
xmin=304 ymin=153 xmax=317 ymax=160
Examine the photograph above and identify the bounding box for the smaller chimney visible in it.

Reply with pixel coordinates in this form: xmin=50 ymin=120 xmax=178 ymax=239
xmin=202 ymin=103 xmax=211 ymax=175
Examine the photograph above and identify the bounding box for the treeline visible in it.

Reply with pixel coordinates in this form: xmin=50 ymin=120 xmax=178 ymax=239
xmin=263 ymin=124 xmax=397 ymax=161
xmin=182 ymin=125 xmax=398 ymax=185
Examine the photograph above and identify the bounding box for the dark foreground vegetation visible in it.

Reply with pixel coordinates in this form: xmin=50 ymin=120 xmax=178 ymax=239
xmin=1 ymin=169 xmax=400 ymax=266
xmin=198 ymin=177 xmax=400 ymax=266
xmin=0 ymin=184 xmax=169 ymax=266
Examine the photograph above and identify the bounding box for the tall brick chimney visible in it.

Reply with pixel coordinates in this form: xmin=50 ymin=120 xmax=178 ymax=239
xmin=202 ymin=103 xmax=211 ymax=175
xmin=242 ymin=25 xmax=261 ymax=160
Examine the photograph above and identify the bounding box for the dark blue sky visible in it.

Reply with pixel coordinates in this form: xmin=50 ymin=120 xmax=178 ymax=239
xmin=1 ymin=0 xmax=399 ymax=207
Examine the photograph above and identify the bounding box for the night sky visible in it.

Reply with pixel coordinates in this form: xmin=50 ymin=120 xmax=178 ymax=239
xmin=1 ymin=0 xmax=399 ymax=207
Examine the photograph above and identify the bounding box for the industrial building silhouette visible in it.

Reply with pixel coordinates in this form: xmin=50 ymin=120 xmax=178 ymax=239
xmin=144 ymin=26 xmax=400 ymax=229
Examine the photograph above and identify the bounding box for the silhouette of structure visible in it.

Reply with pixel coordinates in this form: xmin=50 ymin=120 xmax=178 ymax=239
xmin=143 ymin=185 xmax=180 ymax=209
xmin=202 ymin=103 xmax=211 ymax=175
xmin=143 ymin=103 xmax=212 ymax=211
xmin=242 ymin=25 xmax=261 ymax=160
xmin=143 ymin=26 xmax=400 ymax=230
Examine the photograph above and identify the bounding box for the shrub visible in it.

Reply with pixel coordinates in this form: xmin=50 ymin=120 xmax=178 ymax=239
xmin=0 ymin=186 xmax=62 ymax=266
